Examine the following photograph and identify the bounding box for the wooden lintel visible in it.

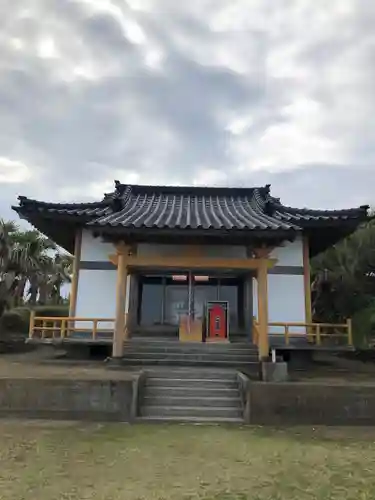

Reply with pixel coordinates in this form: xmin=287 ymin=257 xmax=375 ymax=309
xmin=120 ymin=255 xmax=277 ymax=270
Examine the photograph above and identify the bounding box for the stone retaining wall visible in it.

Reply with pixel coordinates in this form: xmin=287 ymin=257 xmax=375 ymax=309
xmin=246 ymin=382 xmax=375 ymax=425
xmin=0 ymin=378 xmax=136 ymax=421
xmin=1 ymin=377 xmax=375 ymax=425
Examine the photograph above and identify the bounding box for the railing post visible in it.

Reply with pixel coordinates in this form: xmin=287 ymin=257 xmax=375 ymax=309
xmin=316 ymin=324 xmax=321 ymax=346
xmin=285 ymin=325 xmax=290 ymax=345
xmin=92 ymin=319 xmax=98 ymax=340
xmin=29 ymin=310 xmax=35 ymax=339
xmin=347 ymin=318 xmax=353 ymax=346
xmin=61 ymin=319 xmax=66 ymax=339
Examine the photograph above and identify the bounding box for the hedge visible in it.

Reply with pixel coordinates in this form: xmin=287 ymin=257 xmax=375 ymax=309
xmin=0 ymin=305 xmax=69 ymax=337
xmin=33 ymin=305 xmax=69 ymax=318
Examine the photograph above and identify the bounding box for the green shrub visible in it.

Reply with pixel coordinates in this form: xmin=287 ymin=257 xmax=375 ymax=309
xmin=33 ymin=305 xmax=69 ymax=318
xmin=0 ymin=305 xmax=69 ymax=338
xmin=352 ymin=300 xmax=375 ymax=348
xmin=0 ymin=310 xmax=30 ymax=336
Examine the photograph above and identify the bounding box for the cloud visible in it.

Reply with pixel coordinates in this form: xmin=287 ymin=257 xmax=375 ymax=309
xmin=0 ymin=0 xmax=374 ymax=224
xmin=0 ymin=158 xmax=31 ymax=183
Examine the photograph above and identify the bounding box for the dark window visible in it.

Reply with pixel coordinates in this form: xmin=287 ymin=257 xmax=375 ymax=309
xmin=139 ymin=277 xmax=163 ymax=326
xmin=219 ymin=283 xmax=238 ymax=329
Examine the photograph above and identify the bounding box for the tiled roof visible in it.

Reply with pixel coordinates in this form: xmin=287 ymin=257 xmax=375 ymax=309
xmin=15 ymin=196 xmax=111 ymax=218
xmin=14 ymin=183 xmax=369 ymax=234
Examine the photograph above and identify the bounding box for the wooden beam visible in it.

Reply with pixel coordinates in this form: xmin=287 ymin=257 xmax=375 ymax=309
xmin=112 ymin=253 xmax=127 ymax=358
xmin=68 ymin=229 xmax=82 ymax=318
xmin=257 ymin=261 xmax=269 ymax=359
xmin=108 ymin=253 xmax=118 ymax=266
xmin=303 ymin=235 xmax=312 ymax=324
xmin=252 ymin=245 xmax=275 ymax=259
xmin=113 ymin=254 xmax=277 ymax=271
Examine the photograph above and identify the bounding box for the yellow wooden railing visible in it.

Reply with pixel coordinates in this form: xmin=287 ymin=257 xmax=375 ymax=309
xmin=252 ymin=319 xmax=353 ymax=347
xmin=28 ymin=311 xmax=128 ymax=341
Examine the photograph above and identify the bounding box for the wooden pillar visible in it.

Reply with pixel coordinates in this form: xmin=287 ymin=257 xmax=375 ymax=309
xmin=303 ymin=236 xmax=313 ymax=342
xmin=112 ymin=252 xmax=128 ymax=358
xmin=303 ymin=235 xmax=312 ymax=323
xmin=257 ymin=260 xmax=269 ymax=359
xmin=69 ymin=229 xmax=82 ymax=318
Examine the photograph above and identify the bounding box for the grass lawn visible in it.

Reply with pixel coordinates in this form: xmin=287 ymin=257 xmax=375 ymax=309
xmin=0 ymin=423 xmax=375 ymax=499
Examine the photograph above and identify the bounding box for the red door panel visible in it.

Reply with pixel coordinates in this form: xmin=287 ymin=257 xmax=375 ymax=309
xmin=207 ymin=302 xmax=228 ymax=339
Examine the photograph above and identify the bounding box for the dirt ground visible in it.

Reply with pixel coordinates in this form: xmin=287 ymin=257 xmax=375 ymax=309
xmin=0 ymin=347 xmax=136 ymax=380
xmin=289 ymin=351 xmax=375 ymax=385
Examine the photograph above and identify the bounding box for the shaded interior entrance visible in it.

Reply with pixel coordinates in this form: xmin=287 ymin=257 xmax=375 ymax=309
xmin=135 ymin=271 xmax=253 ymax=339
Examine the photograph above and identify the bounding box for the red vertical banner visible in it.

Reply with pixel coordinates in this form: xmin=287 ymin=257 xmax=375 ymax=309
xmin=206 ymin=301 xmax=228 ymax=340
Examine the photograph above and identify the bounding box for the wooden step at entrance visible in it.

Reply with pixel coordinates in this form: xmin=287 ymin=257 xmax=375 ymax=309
xmin=121 ymin=340 xmax=259 ymax=371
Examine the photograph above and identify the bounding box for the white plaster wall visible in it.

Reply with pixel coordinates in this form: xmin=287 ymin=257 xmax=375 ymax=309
xmin=137 ymin=243 xmax=246 ymax=258
xmin=75 ymin=270 xmax=130 ymax=329
xmin=267 ymin=275 xmax=306 ymax=334
xmin=81 ymin=230 xmax=115 ymax=261
xmin=252 ymin=274 xmax=306 ymax=335
xmin=270 ymin=237 xmax=303 ymax=266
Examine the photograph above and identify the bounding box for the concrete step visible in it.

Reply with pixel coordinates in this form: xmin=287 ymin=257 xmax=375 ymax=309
xmin=146 ymin=378 xmax=238 ymax=389
xmin=144 ymin=368 xmax=238 ymax=379
xmin=141 ymin=405 xmax=243 ymax=419
xmin=120 ymin=358 xmax=259 ymax=369
xmin=144 ymin=386 xmax=239 ymax=398
xmin=137 ymin=415 xmax=244 ymax=424
xmin=122 ymin=352 xmax=258 ymax=362
xmin=125 ymin=340 xmax=256 ymax=351
xmin=143 ymin=395 xmax=242 ymax=408
xmin=123 ymin=348 xmax=258 ymax=359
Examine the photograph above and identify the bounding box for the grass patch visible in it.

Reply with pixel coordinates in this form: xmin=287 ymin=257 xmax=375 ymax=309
xmin=0 ymin=422 xmax=375 ymax=499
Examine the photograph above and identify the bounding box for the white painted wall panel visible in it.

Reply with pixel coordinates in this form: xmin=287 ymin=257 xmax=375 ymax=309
xmin=81 ymin=230 xmax=115 ymax=262
xmin=267 ymin=274 xmax=306 ymax=334
xmin=270 ymin=237 xmax=303 ymax=266
xmin=75 ymin=270 xmax=130 ymax=329
xmin=252 ymin=273 xmax=306 ymax=335
xmin=137 ymin=243 xmax=246 ymax=258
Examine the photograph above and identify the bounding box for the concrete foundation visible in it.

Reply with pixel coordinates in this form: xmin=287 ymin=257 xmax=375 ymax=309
xmin=0 ymin=377 xmax=138 ymax=422
xmin=261 ymin=361 xmax=288 ymax=382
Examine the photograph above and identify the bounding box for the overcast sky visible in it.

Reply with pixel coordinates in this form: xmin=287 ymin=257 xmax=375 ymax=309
xmin=2 ymin=0 xmax=375 ymax=223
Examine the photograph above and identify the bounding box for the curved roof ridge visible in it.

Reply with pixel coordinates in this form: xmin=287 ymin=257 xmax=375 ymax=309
xmin=16 ymin=195 xmax=109 ymax=209
xmin=270 ymin=196 xmax=369 ymax=217
xmin=115 ymin=183 xmax=267 ymax=197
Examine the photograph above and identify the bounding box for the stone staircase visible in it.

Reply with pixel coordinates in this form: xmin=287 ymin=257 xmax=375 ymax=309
xmin=139 ymin=368 xmax=243 ymax=423
xmin=121 ymin=339 xmax=259 ymax=375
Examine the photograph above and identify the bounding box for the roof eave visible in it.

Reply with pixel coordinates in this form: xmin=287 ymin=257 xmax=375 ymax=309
xmin=89 ymin=224 xmax=300 ymax=241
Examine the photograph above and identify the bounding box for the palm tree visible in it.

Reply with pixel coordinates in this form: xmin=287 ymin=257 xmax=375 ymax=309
xmin=0 ymin=220 xmax=27 ymax=316
xmin=0 ymin=220 xmax=73 ymax=315
xmin=49 ymin=254 xmax=72 ymax=304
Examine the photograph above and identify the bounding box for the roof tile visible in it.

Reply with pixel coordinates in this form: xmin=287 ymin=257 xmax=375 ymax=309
xmin=14 ymin=183 xmax=369 ymax=234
